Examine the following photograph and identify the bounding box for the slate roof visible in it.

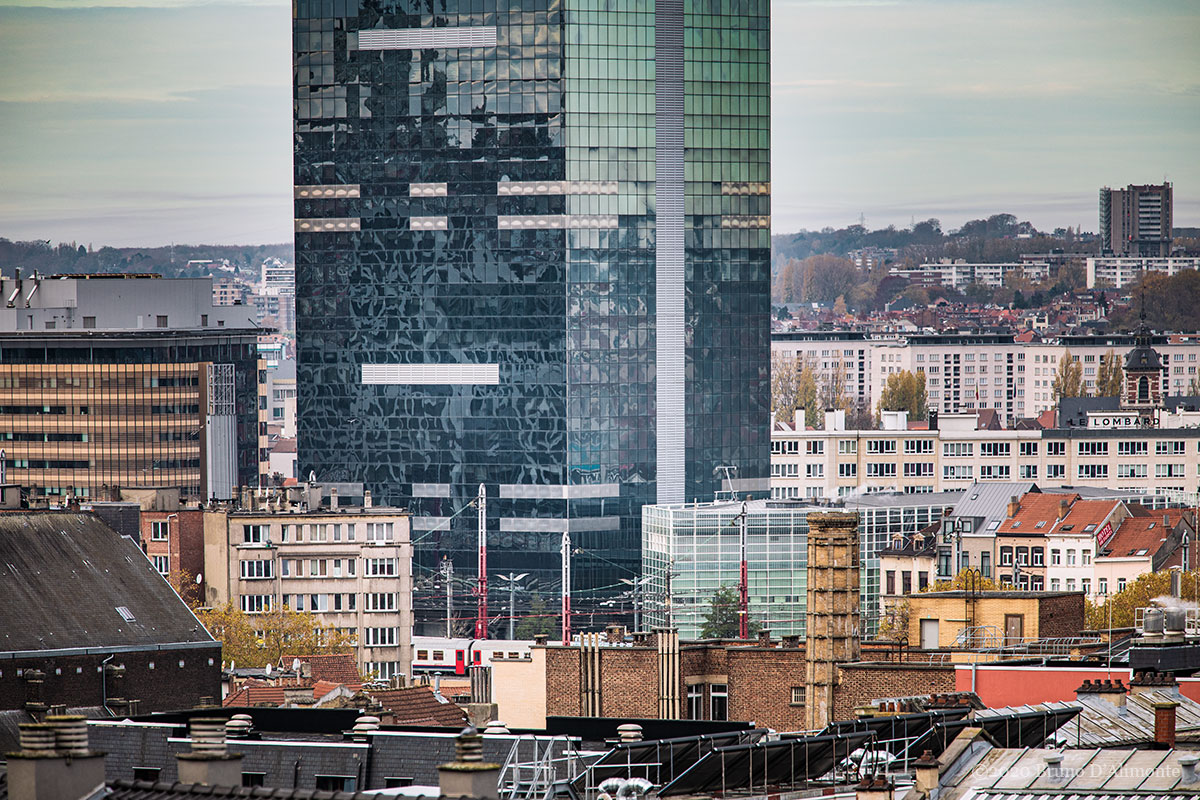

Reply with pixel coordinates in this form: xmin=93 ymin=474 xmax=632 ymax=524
xmin=0 ymin=512 xmax=213 ymax=653
xmin=950 ymin=482 xmax=1038 ymax=533
xmin=368 ymin=686 xmax=468 ymax=727
xmin=105 ymin=780 xmax=439 ymax=800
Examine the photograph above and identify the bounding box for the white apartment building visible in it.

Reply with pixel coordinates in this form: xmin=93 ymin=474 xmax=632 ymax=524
xmin=204 ymin=489 xmax=413 ymax=681
xmin=770 ymin=408 xmax=1200 ymax=501
xmin=1086 ymin=257 xmax=1200 ymax=289
xmin=895 ymin=260 xmax=1049 ymax=290
xmin=773 ymin=331 xmax=1200 ymax=423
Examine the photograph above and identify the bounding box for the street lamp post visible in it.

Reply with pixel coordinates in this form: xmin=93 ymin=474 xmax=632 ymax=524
xmin=497 ymin=572 xmax=529 ymax=640
xmin=619 ymin=576 xmax=653 ymax=633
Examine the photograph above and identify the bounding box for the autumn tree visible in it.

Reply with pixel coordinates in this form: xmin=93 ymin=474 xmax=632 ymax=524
xmin=514 ymin=594 xmax=557 ymax=639
xmin=1086 ymin=570 xmax=1200 ymax=630
xmin=196 ymin=602 xmax=359 ymax=669
xmin=1094 ymin=349 xmax=1124 ymax=397
xmin=923 ymin=568 xmax=998 ymax=593
xmin=796 ymin=360 xmax=820 ymax=429
xmin=876 ymin=370 xmax=927 ymax=421
xmin=803 ymin=254 xmax=860 ymax=305
xmin=1052 ymin=348 xmax=1085 ymax=400
xmin=818 ymin=364 xmax=853 ymax=420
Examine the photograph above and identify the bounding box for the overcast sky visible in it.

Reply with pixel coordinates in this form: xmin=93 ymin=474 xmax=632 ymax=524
xmin=0 ymin=0 xmax=1197 ymax=247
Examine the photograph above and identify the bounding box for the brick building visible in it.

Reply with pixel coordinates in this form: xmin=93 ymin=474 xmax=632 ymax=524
xmin=904 ymin=590 xmax=1085 ymax=649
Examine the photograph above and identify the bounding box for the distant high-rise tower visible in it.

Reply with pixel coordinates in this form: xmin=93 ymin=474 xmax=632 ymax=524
xmin=292 ymin=0 xmax=771 ymax=629
xmin=1099 ymin=183 xmax=1173 ymax=257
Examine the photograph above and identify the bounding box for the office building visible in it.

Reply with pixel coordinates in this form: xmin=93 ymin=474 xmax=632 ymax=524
xmin=641 ymin=492 xmax=958 ymax=638
xmin=0 ymin=273 xmax=265 ymax=503
xmin=1100 ymin=182 xmax=1173 ymax=257
xmin=293 ymin=0 xmax=771 ymax=623
xmin=202 ymin=484 xmax=413 ymax=681
xmin=894 ymin=260 xmax=1049 ymax=290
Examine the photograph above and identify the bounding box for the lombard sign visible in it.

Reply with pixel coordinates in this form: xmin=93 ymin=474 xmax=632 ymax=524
xmin=1086 ymin=412 xmax=1155 ymax=429
xmin=1096 ymin=521 xmax=1115 ymax=548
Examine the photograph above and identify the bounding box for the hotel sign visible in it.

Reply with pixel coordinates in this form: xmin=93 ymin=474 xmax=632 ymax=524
xmin=1096 ymin=521 xmax=1115 ymax=547
xmin=1086 ymin=412 xmax=1155 ymax=429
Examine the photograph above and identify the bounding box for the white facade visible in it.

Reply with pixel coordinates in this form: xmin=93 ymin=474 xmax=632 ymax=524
xmin=1086 ymin=257 xmax=1200 ymax=289
xmin=896 ymin=260 xmax=1050 ymax=290
xmin=771 ymin=411 xmax=1200 ymax=500
xmin=772 ymin=332 xmax=1200 ymax=423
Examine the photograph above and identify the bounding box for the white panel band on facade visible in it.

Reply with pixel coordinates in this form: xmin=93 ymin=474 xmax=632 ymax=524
xmin=720 ymin=215 xmax=771 ymax=229
xmin=720 ymin=182 xmax=770 ymax=196
xmin=498 ymin=483 xmax=621 ymax=499
xmin=410 ymin=216 xmax=448 ymax=230
xmin=411 ymin=516 xmax=451 ymax=530
xmin=497 ymin=181 xmax=618 ymax=196
xmin=411 ymin=483 xmax=451 ymax=498
xmin=727 ymin=477 xmax=772 ymax=492
xmin=358 ymin=26 xmax=498 ymax=50
xmin=361 ymin=364 xmax=500 ymax=385
xmin=295 ymin=184 xmax=361 ymax=199
xmin=295 ymin=218 xmax=361 ymax=233
xmin=496 ymin=215 xmax=618 ymax=230
xmin=499 ymin=517 xmax=622 ymax=532
xmin=409 ymin=183 xmax=448 ymax=197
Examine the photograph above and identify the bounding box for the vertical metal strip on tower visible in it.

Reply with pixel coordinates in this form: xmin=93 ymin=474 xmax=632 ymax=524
xmin=655 ymin=0 xmax=685 ymax=504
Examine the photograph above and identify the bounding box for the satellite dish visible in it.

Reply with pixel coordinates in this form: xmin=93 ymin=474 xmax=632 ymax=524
xmin=195 ymin=573 xmax=203 ymax=584
xmin=265 ymin=663 xmax=272 ymax=675
xmin=309 ymin=471 xmax=317 ymax=483
xmin=292 ymin=658 xmax=301 ymax=672
xmin=230 ymin=660 xmax=235 ymax=671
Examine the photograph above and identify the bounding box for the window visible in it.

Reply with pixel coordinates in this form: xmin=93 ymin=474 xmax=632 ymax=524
xmin=243 ymin=525 xmax=268 ymax=544
xmin=1066 ymin=579 xmax=1076 ymax=591
xmin=309 ymin=594 xmax=330 ymax=612
xmin=1118 ymin=441 xmax=1148 ymax=456
xmin=865 ymin=463 xmax=896 ymax=478
xmin=367 ymin=522 xmax=394 ymax=542
xmin=903 ymin=462 xmax=934 ymax=477
xmin=152 ymin=555 xmax=169 ymax=575
xmin=980 ymin=551 xmax=991 ymax=578
xmin=943 ymin=465 xmax=974 ymax=480
xmin=1117 ymin=578 xmax=1127 ymax=592
xmin=1047 ymin=442 xmax=1065 ymax=456
xmin=901 ymin=572 xmax=912 ymax=594
xmin=366 ymin=661 xmax=401 ymax=680
xmin=1098 ymin=578 xmax=1108 ymax=595
xmin=838 ymin=440 xmax=857 ymax=455
xmin=366 ymin=558 xmax=396 ymax=577
xmin=1157 ymin=464 xmax=1185 ymax=478
xmin=1019 ymin=442 xmax=1038 ymax=457
xmin=867 ymin=440 xmax=897 ymax=455
xmin=315 ymin=777 xmax=357 ymax=792
xmin=1082 ymin=550 xmax=1091 ymax=565
xmin=1119 ymin=464 xmax=1147 ymax=478
xmin=1066 ymin=549 xmax=1076 ymax=566
xmin=366 ymin=592 xmax=396 ymax=611
xmin=311 ymin=524 xmax=328 ymax=542
xmin=1000 ymin=546 xmax=1013 ymax=566
xmin=806 ymin=463 xmax=824 ymax=478
xmin=1019 ymin=464 xmax=1038 ymax=479
xmin=838 ymin=463 xmax=857 ymax=478
xmin=240 ymin=559 xmax=274 ymax=580
xmin=82 ymin=316 xmax=96 ymax=329
xmin=1078 ymin=464 xmax=1108 ymax=479
xmin=790 ymin=686 xmax=805 ymax=706
xmin=365 ymin=627 xmax=398 ymax=646
xmin=806 ymin=441 xmax=824 ymax=455
xmin=687 ymin=685 xmax=703 ymax=719
xmin=242 ymin=774 xmax=266 ymax=788
xmin=1082 ymin=578 xmax=1091 ymax=595
xmin=1050 ymin=578 xmax=1060 ymax=591
xmin=1016 ymin=547 xmax=1029 ymax=566
xmin=942 ymin=442 xmax=974 ymax=458
xmin=156 ymin=315 xmax=168 ymax=328
xmin=904 ymin=439 xmax=933 ymax=454
xmin=240 ymin=595 xmax=273 ymax=613
xmin=133 ymin=768 xmax=162 ymax=782
xmin=1032 ymin=547 xmax=1044 ymax=566
xmin=980 ymin=465 xmax=1011 ymax=480
xmin=886 ymin=570 xmax=896 ymax=595
xmin=151 ymin=521 xmax=169 ymax=541
xmin=980 ymin=442 xmax=1011 ymax=457
xmin=1157 ymin=441 xmax=1186 ymax=455
xmin=1078 ymin=441 xmax=1108 ymax=456
xmin=710 ymin=684 xmax=728 ymax=721
xmin=1047 ymin=464 xmax=1065 ymax=479
xmin=1050 ymin=548 xmax=1061 ymax=565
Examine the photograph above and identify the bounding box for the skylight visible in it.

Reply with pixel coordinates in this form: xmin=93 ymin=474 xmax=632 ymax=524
xmin=115 ymin=606 xmax=136 ymax=622
xmin=1084 ymin=524 xmax=1096 ymax=532
xmin=1035 ymin=521 xmax=1046 ymax=529
xmin=1011 ymin=521 xmax=1021 ymax=529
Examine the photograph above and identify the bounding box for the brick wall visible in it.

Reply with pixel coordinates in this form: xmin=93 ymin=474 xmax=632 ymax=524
xmin=599 ymin=648 xmax=659 ymax=718
xmin=1038 ymin=593 xmax=1085 ymax=639
xmin=726 ymin=647 xmax=806 ymax=731
xmin=0 ymin=645 xmax=222 ymax=714
xmin=832 ymin=663 xmax=956 ymax=721
xmin=141 ymin=510 xmax=207 ymax=604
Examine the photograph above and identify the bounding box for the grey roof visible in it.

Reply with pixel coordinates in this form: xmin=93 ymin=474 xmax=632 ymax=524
xmin=939 ymin=746 xmax=1200 ymax=800
xmin=844 ymin=491 xmax=965 ymax=509
xmin=950 ymin=482 xmax=1037 ymax=530
xmin=105 ymin=781 xmax=438 ymax=800
xmin=0 ymin=512 xmax=213 ymax=653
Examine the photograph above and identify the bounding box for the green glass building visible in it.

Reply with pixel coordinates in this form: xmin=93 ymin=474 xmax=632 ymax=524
xmin=294 ymin=0 xmax=770 ymax=629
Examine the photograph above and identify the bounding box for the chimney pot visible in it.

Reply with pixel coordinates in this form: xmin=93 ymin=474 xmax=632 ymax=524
xmin=1154 ymin=701 xmax=1179 ymax=748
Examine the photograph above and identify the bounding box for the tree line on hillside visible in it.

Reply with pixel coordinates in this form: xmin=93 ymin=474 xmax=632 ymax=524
xmin=0 ymin=238 xmax=293 ymax=278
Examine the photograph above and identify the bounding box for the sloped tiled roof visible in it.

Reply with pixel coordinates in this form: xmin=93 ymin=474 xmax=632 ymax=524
xmin=997 ymin=492 xmax=1121 ymax=537
xmin=0 ymin=512 xmax=214 ymax=653
xmin=369 ymin=686 xmax=467 ymax=727
xmin=223 ymin=685 xmax=289 ymax=707
xmin=1104 ymin=509 xmax=1186 ymax=559
xmin=106 ymin=780 xmax=437 ymax=800
xmin=282 ymin=654 xmax=362 ymax=688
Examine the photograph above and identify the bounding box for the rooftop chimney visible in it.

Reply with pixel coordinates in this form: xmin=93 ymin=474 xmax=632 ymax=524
xmin=364 ymin=489 xmax=372 ymax=508
xmin=605 ymin=625 xmax=626 ymax=644
xmin=1059 ymin=498 xmax=1070 ymax=520
xmin=1007 ymin=496 xmax=1020 ymax=518
xmin=177 ymin=717 xmax=243 ymax=786
xmin=1131 ymin=670 xmax=1178 ymax=695
xmin=330 ymin=487 xmax=338 ymax=511
xmin=757 ymin=629 xmax=773 ymax=647
xmin=8 ymin=716 xmax=106 ymax=800
xmin=914 ymin=750 xmax=939 ymax=797
xmin=438 ymin=726 xmax=500 ymax=800
xmin=1154 ymin=701 xmax=1178 ymax=749
xmin=855 ymin=777 xmax=894 ymax=800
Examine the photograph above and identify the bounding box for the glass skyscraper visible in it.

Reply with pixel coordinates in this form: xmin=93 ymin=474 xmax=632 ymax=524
xmin=294 ymin=0 xmax=769 ymax=629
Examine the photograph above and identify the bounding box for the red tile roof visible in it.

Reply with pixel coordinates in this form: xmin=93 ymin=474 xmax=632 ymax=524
xmin=312 ymin=680 xmax=345 ymax=699
xmin=282 ymin=653 xmax=362 ymax=689
xmin=1106 ymin=509 xmax=1191 ymax=561
xmin=223 ymin=686 xmax=288 ymax=707
xmin=369 ymin=686 xmax=467 ymax=727
xmin=998 ymin=492 xmax=1122 ymax=539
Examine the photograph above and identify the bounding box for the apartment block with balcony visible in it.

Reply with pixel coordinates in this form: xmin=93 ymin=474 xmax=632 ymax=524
xmin=203 ymin=485 xmax=412 ymax=681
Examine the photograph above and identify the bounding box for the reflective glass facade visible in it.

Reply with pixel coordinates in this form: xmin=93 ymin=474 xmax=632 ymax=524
xmin=294 ymin=0 xmax=769 ymax=629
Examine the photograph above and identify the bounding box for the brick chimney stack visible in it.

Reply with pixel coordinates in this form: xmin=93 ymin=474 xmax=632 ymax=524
xmin=1154 ymin=701 xmax=1178 ymax=749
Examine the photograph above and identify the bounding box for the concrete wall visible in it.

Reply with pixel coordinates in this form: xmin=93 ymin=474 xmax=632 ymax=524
xmin=491 ymin=649 xmax=547 ymax=728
